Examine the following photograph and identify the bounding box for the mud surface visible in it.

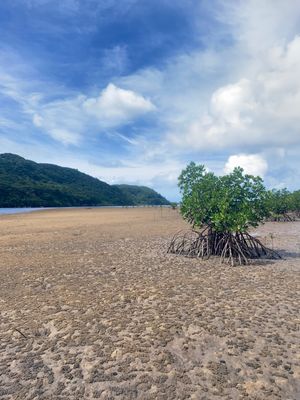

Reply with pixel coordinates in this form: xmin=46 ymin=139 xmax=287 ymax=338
xmin=0 ymin=208 xmax=299 ymax=399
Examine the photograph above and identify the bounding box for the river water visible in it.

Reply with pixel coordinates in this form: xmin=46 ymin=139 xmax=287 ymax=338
xmin=0 ymin=208 xmax=45 ymax=215
xmin=0 ymin=205 xmax=168 ymax=215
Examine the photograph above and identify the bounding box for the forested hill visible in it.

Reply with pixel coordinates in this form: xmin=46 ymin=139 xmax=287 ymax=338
xmin=0 ymin=154 xmax=169 ymax=207
xmin=114 ymin=184 xmax=170 ymax=206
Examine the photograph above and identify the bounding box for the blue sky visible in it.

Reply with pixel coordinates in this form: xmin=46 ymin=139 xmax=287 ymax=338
xmin=1 ymin=0 xmax=300 ymax=200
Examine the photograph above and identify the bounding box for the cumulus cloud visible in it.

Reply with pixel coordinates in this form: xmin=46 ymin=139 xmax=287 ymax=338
xmin=167 ymin=33 xmax=300 ymax=152
xmin=83 ymin=83 xmax=155 ymax=125
xmin=32 ymin=83 xmax=155 ymax=145
xmin=2 ymin=0 xmax=300 ymax=198
xmin=114 ymin=1 xmax=300 ymax=159
xmin=224 ymin=154 xmax=268 ymax=177
xmin=210 ymin=79 xmax=255 ymax=127
xmin=220 ymin=0 xmax=300 ymax=55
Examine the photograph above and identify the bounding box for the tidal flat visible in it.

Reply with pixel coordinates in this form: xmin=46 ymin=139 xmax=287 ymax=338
xmin=0 ymin=208 xmax=299 ymax=399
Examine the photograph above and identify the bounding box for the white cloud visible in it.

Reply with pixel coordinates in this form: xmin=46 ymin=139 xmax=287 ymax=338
xmin=220 ymin=0 xmax=300 ymax=56
xmin=83 ymin=83 xmax=155 ymax=125
xmin=2 ymin=0 xmax=300 ymax=195
xmin=31 ymin=83 xmax=155 ymax=145
xmin=48 ymin=128 xmax=81 ymax=145
xmin=210 ymin=79 xmax=255 ymax=126
xmin=167 ymin=34 xmax=300 ymax=152
xmin=32 ymin=114 xmax=43 ymax=127
xmin=32 ymin=95 xmax=86 ymax=145
xmin=112 ymin=1 xmax=300 ymax=160
xmin=224 ymin=154 xmax=268 ymax=177
xmin=0 ymin=55 xmax=155 ymax=146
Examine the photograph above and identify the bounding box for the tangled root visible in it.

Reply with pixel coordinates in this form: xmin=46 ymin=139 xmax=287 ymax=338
xmin=267 ymin=213 xmax=296 ymax=222
xmin=167 ymin=228 xmax=281 ymax=266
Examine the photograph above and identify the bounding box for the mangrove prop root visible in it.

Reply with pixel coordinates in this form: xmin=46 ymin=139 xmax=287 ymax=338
xmin=167 ymin=229 xmax=281 ymax=266
xmin=267 ymin=213 xmax=296 ymax=222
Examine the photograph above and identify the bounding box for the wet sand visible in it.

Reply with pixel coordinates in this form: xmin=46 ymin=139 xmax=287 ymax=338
xmin=0 ymin=208 xmax=299 ymax=399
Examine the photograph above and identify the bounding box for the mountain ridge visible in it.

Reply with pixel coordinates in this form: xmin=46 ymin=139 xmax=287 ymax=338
xmin=113 ymin=184 xmax=170 ymax=206
xmin=0 ymin=153 xmax=169 ymax=207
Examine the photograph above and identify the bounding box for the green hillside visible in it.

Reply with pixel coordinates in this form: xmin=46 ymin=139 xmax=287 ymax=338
xmin=0 ymin=153 xmax=130 ymax=207
xmin=114 ymin=184 xmax=170 ymax=206
xmin=0 ymin=153 xmax=169 ymax=207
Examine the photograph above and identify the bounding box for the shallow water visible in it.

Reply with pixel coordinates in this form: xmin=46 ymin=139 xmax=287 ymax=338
xmin=0 ymin=207 xmax=44 ymax=215
xmin=0 ymin=205 xmax=167 ymax=215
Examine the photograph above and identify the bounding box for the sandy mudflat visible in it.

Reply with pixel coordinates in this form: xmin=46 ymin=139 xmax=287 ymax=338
xmin=0 ymin=208 xmax=299 ymax=400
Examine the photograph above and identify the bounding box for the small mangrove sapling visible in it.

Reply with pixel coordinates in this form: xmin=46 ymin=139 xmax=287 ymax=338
xmin=168 ymin=162 xmax=281 ymax=265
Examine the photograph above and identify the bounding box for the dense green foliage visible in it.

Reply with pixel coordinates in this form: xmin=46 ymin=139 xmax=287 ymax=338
xmin=170 ymin=162 xmax=281 ymax=265
xmin=0 ymin=154 xmax=168 ymax=207
xmin=290 ymin=190 xmax=300 ymax=214
xmin=114 ymin=184 xmax=170 ymax=206
xmin=266 ymin=189 xmax=291 ymax=217
xmin=266 ymin=188 xmax=300 ymax=217
xmin=179 ymin=162 xmax=269 ymax=233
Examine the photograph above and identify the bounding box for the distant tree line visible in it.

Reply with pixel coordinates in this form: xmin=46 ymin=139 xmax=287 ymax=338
xmin=266 ymin=189 xmax=300 ymax=221
xmin=113 ymin=184 xmax=170 ymax=206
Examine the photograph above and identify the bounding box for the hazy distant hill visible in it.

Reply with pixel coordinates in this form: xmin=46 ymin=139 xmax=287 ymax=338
xmin=114 ymin=184 xmax=170 ymax=206
xmin=0 ymin=154 xmax=169 ymax=207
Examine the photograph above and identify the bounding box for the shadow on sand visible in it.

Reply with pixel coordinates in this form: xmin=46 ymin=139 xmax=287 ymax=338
xmin=276 ymin=249 xmax=300 ymax=259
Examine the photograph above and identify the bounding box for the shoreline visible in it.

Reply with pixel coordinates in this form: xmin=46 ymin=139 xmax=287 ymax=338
xmin=0 ymin=204 xmax=172 ymax=217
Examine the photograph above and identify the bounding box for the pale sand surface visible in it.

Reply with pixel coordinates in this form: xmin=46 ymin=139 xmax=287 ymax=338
xmin=0 ymin=208 xmax=299 ymax=399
